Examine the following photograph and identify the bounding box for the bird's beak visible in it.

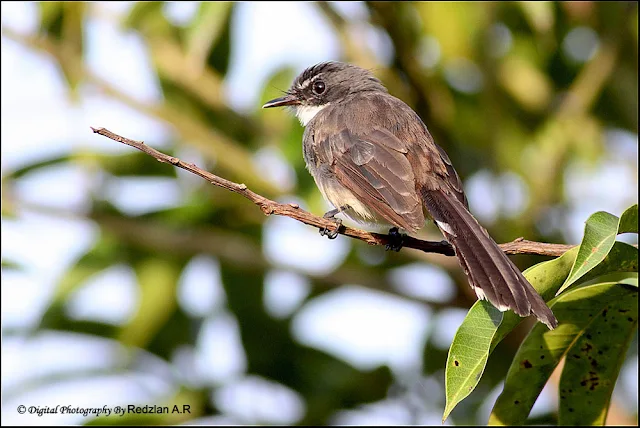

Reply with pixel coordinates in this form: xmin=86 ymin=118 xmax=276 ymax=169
xmin=262 ymin=94 xmax=300 ymax=109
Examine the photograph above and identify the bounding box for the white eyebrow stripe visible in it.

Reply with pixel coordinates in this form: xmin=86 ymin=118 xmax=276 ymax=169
xmin=298 ymin=79 xmax=310 ymax=89
xmin=299 ymin=75 xmax=320 ymax=90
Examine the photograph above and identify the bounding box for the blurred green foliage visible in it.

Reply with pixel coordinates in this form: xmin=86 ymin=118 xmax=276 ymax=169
xmin=2 ymin=1 xmax=638 ymax=425
xmin=446 ymin=205 xmax=637 ymax=423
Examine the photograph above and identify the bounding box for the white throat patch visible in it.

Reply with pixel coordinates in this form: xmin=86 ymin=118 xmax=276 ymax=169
xmin=294 ymin=104 xmax=329 ymax=126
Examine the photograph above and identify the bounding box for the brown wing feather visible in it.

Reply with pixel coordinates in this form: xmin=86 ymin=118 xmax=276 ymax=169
xmin=308 ymin=93 xmax=466 ymax=229
xmin=316 ymin=128 xmax=424 ymax=231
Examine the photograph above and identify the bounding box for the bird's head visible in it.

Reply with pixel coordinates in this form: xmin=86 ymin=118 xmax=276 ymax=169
xmin=262 ymin=61 xmax=386 ymax=125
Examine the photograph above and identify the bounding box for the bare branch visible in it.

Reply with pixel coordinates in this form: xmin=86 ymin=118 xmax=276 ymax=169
xmin=90 ymin=127 xmax=576 ymax=258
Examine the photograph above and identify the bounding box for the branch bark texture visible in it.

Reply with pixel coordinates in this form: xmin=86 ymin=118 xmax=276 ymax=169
xmin=91 ymin=127 xmax=575 ymax=258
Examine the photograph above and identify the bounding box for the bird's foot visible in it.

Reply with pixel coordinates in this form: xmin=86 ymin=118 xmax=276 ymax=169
xmin=385 ymin=227 xmax=406 ymax=252
xmin=319 ymin=206 xmax=349 ymax=240
xmin=319 ymin=218 xmax=342 ymax=239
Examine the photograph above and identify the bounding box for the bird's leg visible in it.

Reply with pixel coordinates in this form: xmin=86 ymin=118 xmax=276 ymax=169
xmin=385 ymin=227 xmax=406 ymax=252
xmin=319 ymin=205 xmax=349 ymax=239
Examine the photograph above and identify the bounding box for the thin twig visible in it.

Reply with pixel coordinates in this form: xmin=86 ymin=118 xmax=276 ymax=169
xmin=90 ymin=127 xmax=576 ymax=257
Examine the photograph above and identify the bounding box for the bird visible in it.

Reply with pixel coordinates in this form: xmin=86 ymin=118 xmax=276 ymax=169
xmin=263 ymin=61 xmax=557 ymax=330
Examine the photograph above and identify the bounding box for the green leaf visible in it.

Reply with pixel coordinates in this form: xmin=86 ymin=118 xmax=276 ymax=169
xmin=619 ymin=276 xmax=638 ymax=287
xmin=1 ymin=258 xmax=25 ymax=272
xmin=518 ymin=1 xmax=555 ymax=34
xmin=38 ymin=237 xmax=130 ymax=333
xmin=38 ymin=2 xmax=86 ymax=97
xmin=205 ymin=3 xmax=233 ymax=76
xmin=3 ymin=154 xmax=74 ymax=180
xmin=185 ymin=2 xmax=231 ymax=66
xmin=558 ymin=283 xmax=638 ymax=425
xmin=39 ymin=2 xmax=64 ymax=31
xmin=4 ymin=150 xmax=179 ymax=182
xmin=124 ymin=2 xmax=174 ymax=37
xmin=38 ymin=304 xmax=119 ymax=338
xmin=442 ymin=247 xmax=578 ymax=421
xmin=559 ymin=206 xmax=639 ymax=295
xmin=88 ymin=151 xmax=179 ymax=178
xmin=443 ymin=300 xmax=503 ymax=422
xmin=117 ymin=257 xmax=181 ymax=348
xmin=618 ymin=204 xmax=638 ymax=234
xmin=488 ymin=282 xmax=637 ymax=425
xmin=575 ymin=241 xmax=638 ymax=287
xmin=561 ymin=211 xmax=620 ymax=291
xmin=50 ymin=236 xmax=125 ymax=304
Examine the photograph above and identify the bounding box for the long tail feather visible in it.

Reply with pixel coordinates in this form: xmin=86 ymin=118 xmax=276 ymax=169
xmin=421 ymin=188 xmax=558 ymax=329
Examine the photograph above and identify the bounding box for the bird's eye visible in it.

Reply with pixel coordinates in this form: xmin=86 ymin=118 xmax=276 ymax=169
xmin=312 ymin=80 xmax=326 ymax=95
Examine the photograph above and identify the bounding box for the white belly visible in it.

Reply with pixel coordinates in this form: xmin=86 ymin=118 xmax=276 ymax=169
xmin=318 ymin=178 xmax=394 ymax=231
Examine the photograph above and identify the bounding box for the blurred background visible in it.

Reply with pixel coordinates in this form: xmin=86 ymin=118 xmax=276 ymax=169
xmin=1 ymin=1 xmax=637 ymax=425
